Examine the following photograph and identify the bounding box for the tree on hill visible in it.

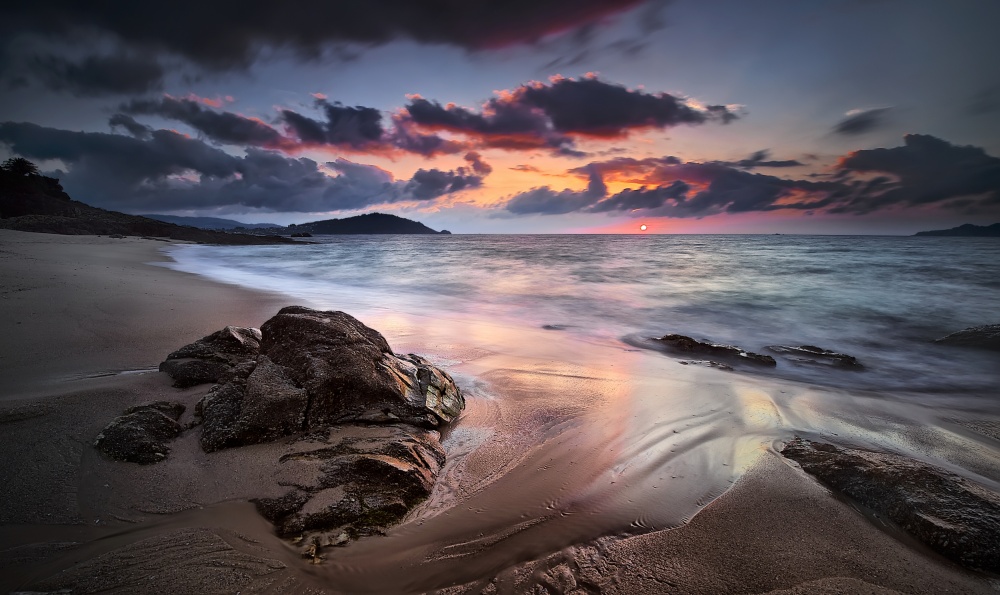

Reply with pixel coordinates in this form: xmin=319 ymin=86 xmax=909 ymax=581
xmin=1 ymin=157 xmax=40 ymax=177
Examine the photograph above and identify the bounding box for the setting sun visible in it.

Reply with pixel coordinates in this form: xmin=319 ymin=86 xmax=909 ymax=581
xmin=640 ymin=224 xmax=647 ymax=231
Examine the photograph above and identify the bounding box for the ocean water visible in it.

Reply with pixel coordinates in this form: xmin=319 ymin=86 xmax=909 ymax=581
xmin=166 ymin=234 xmax=1000 ymax=394
xmin=156 ymin=235 xmax=1000 ymax=590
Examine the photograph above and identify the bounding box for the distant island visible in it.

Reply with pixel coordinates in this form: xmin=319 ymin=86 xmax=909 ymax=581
xmin=142 ymin=212 xmax=450 ymax=236
xmin=914 ymin=223 xmax=1000 ymax=237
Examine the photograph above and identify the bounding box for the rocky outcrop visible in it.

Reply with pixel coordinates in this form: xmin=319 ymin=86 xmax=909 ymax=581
xmin=94 ymin=402 xmax=185 ymax=464
xmin=781 ymin=438 xmax=1000 ymax=572
xmin=935 ymin=324 xmax=1000 ymax=351
xmin=766 ymin=345 xmax=863 ymax=368
xmin=253 ymin=424 xmax=445 ymax=548
xmin=196 ymin=307 xmax=464 ymax=452
xmin=655 ymin=334 xmax=776 ymax=366
xmin=102 ymin=306 xmax=465 ymax=551
xmin=158 ymin=326 xmax=261 ymax=388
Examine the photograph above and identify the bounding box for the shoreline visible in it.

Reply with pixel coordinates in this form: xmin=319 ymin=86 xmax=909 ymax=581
xmin=0 ymin=229 xmax=996 ymax=593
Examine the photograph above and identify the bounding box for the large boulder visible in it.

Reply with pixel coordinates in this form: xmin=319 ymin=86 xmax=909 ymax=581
xmin=655 ymin=333 xmax=776 ymax=366
xmin=197 ymin=307 xmax=464 ymax=451
xmin=781 ymin=438 xmax=1000 ymax=572
xmin=934 ymin=324 xmax=1000 ymax=351
xmin=94 ymin=402 xmax=185 ymax=464
xmin=158 ymin=326 xmax=261 ymax=388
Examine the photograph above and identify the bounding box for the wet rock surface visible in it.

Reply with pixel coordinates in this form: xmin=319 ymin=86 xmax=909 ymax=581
xmin=766 ymin=345 xmax=863 ymax=368
xmin=655 ymin=333 xmax=777 ymax=366
xmin=254 ymin=424 xmax=445 ymax=548
xmin=935 ymin=324 xmax=1000 ymax=351
xmin=781 ymin=438 xmax=1000 ymax=572
xmin=158 ymin=325 xmax=262 ymax=387
xmin=196 ymin=307 xmax=464 ymax=452
xmin=94 ymin=401 xmax=185 ymax=464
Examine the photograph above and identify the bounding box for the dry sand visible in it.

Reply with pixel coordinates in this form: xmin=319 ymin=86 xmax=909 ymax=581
xmin=0 ymin=229 xmax=996 ymax=594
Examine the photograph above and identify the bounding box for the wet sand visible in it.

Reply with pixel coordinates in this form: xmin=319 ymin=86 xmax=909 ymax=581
xmin=0 ymin=229 xmax=997 ymax=594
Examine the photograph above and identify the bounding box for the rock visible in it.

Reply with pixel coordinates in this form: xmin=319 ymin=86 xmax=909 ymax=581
xmin=677 ymin=359 xmax=734 ymax=371
xmin=766 ymin=345 xmax=863 ymax=368
xmin=256 ymin=306 xmax=463 ymax=429
xmin=159 ymin=325 xmax=261 ymax=387
xmin=935 ymin=324 xmax=1000 ymax=351
xmin=781 ymin=438 xmax=1000 ymax=572
xmin=290 ymin=232 xmax=313 ymax=238
xmin=655 ymin=333 xmax=776 ymax=366
xmin=253 ymin=424 xmax=445 ymax=546
xmin=94 ymin=401 xmax=185 ymax=464
xmin=197 ymin=309 xmax=463 ymax=450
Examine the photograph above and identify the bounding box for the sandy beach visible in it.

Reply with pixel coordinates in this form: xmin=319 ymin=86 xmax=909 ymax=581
xmin=1 ymin=229 xmax=997 ymax=594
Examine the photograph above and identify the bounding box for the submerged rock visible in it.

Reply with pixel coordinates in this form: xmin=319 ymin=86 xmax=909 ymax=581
xmin=781 ymin=438 xmax=1000 ymax=572
xmin=159 ymin=325 xmax=262 ymax=387
xmin=766 ymin=345 xmax=863 ymax=368
xmin=677 ymin=359 xmax=734 ymax=371
xmin=655 ymin=334 xmax=776 ymax=366
xmin=935 ymin=324 xmax=1000 ymax=351
xmin=94 ymin=401 xmax=185 ymax=464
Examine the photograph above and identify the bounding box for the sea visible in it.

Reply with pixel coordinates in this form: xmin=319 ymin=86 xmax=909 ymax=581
xmin=166 ymin=234 xmax=1000 ymax=394
xmin=160 ymin=234 xmax=1000 ymax=590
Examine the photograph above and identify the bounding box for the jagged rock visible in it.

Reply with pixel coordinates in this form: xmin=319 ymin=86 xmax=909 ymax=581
xmin=655 ymin=333 xmax=776 ymax=366
xmin=94 ymin=401 xmax=185 ymax=464
xmin=935 ymin=324 xmax=1000 ymax=351
xmin=253 ymin=424 xmax=445 ymax=546
xmin=781 ymin=438 xmax=1000 ymax=572
xmin=197 ymin=355 xmax=309 ymax=452
xmin=766 ymin=345 xmax=863 ymax=368
xmin=196 ymin=307 xmax=463 ymax=451
xmin=158 ymin=326 xmax=261 ymax=387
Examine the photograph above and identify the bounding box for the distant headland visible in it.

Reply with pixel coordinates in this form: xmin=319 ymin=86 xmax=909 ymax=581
xmin=146 ymin=212 xmax=450 ymax=235
xmin=914 ymin=223 xmax=1000 ymax=237
xmin=0 ymin=158 xmax=449 ymax=243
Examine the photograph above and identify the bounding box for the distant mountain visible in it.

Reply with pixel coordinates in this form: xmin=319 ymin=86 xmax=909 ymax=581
xmin=141 ymin=214 xmax=280 ymax=230
xmin=290 ymin=213 xmax=449 ymax=235
xmin=0 ymin=168 xmax=294 ymax=245
xmin=914 ymin=223 xmax=1000 ymax=237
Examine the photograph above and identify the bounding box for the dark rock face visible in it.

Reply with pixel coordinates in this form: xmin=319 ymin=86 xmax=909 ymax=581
xmin=766 ymin=345 xmax=863 ymax=368
xmin=159 ymin=326 xmax=261 ymax=387
xmin=781 ymin=438 xmax=1000 ymax=572
xmin=197 ymin=308 xmax=463 ymax=452
xmin=94 ymin=402 xmax=185 ymax=464
xmin=254 ymin=424 xmax=445 ymax=545
xmin=655 ymin=334 xmax=776 ymax=366
xmin=935 ymin=324 xmax=1000 ymax=351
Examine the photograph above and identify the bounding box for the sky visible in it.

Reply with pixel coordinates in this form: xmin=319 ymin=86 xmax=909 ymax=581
xmin=1 ymin=0 xmax=999 ymax=234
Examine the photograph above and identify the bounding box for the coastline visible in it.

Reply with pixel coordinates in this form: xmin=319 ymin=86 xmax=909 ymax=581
xmin=0 ymin=229 xmax=996 ymax=594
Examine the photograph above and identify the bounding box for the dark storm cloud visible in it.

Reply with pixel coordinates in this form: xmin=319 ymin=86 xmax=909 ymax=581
xmin=728 ymin=149 xmax=804 ymax=169
xmin=831 ymin=107 xmax=893 ymax=135
xmin=831 ymin=133 xmax=1000 ymax=213
xmin=404 ymin=152 xmax=492 ymax=200
xmin=0 ymin=121 xmax=488 ymax=213
xmin=108 ymin=114 xmax=152 ymax=139
xmin=26 ymin=52 xmax=165 ymax=96
xmin=279 ymin=100 xmax=384 ymax=148
xmin=506 ymin=134 xmax=1000 ymax=217
xmin=120 ymin=96 xmax=287 ymax=148
xmin=1 ymin=0 xmax=648 ymax=71
xmin=399 ymin=76 xmax=737 ymax=156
